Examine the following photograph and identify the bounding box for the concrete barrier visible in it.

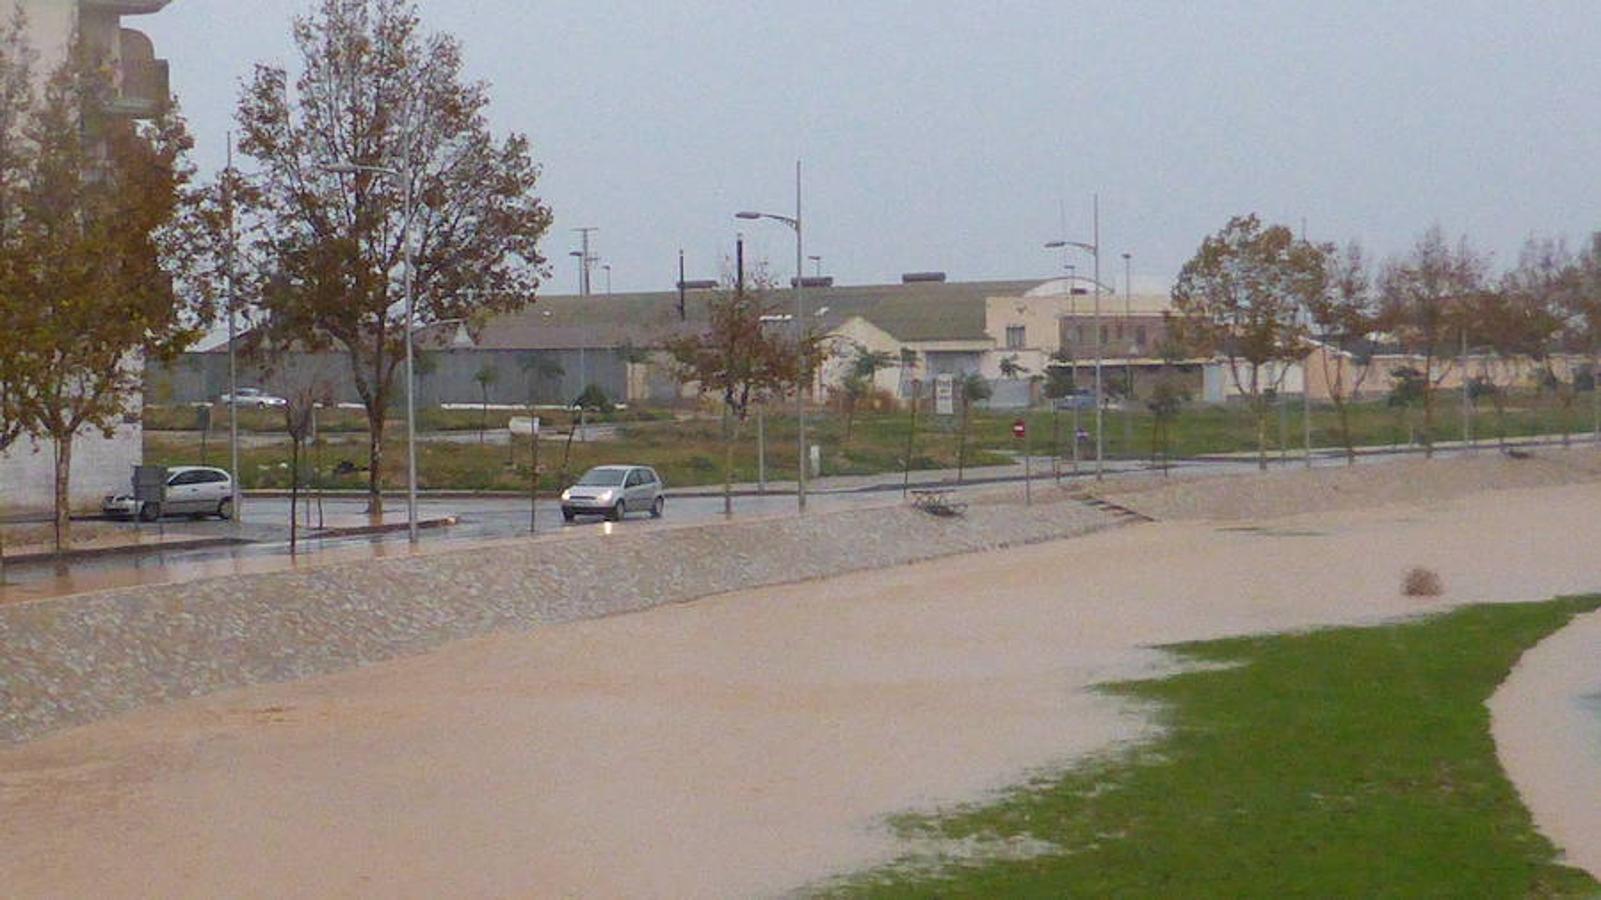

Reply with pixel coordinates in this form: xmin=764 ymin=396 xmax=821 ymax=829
xmin=0 ymin=495 xmax=1123 ymax=745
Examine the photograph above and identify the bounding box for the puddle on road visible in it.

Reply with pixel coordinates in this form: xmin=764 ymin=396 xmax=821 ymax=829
xmin=0 ymin=539 xmax=420 ymax=606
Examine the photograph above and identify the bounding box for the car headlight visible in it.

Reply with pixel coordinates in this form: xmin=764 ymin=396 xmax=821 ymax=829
xmin=560 ymin=489 xmax=571 ymax=501
xmin=596 ymin=490 xmax=615 ymax=503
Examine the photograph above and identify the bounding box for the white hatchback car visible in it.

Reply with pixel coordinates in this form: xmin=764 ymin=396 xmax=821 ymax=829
xmin=104 ymin=466 xmax=235 ymax=521
xmin=560 ymin=465 xmax=665 ymax=523
xmin=217 ymin=387 xmax=288 ymax=409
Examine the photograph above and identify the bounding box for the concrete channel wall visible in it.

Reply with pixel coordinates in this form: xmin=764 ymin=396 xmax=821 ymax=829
xmin=0 ymin=496 xmax=1123 ymax=745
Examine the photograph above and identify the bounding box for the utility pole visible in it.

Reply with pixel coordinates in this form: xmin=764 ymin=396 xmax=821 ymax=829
xmin=1301 ymin=219 xmax=1314 ymax=469
xmin=225 ymin=132 xmax=241 ymax=526
xmin=1092 ymin=194 xmax=1103 ymax=482
xmin=677 ymin=250 xmax=687 ymax=321
xmin=573 ymin=226 xmax=598 ymax=296
xmin=1123 ymin=251 xmax=1134 ymax=465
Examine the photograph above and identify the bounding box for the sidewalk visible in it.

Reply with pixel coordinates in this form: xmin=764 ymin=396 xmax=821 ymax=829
xmin=1192 ymin=430 xmax=1601 ymax=462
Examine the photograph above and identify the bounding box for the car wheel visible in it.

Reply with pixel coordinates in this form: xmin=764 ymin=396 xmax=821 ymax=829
xmin=217 ymin=498 xmax=233 ymax=520
xmin=139 ymin=502 xmax=160 ymax=523
xmin=650 ymin=496 xmax=664 ymax=518
xmin=606 ymin=501 xmax=625 ymax=522
xmin=561 ymin=508 xmax=576 ymax=523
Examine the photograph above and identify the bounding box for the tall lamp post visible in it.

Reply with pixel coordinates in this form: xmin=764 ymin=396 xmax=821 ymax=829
xmin=1046 ymin=195 xmax=1104 ymax=480
xmin=322 ymin=160 xmax=420 ymax=544
xmin=224 ymin=133 xmax=241 ymax=527
xmin=1122 ymin=251 xmax=1134 ymax=459
xmin=737 ymin=159 xmax=808 ymax=513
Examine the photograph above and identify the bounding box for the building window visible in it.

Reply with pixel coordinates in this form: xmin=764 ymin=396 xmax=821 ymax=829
xmin=1100 ymin=325 xmax=1109 ymax=344
xmin=1136 ymin=326 xmax=1147 ymax=348
xmin=1005 ymin=325 xmax=1026 ymax=350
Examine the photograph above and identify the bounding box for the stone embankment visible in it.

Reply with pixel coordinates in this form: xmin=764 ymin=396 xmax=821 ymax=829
xmin=0 ymin=492 xmax=1123 ymax=744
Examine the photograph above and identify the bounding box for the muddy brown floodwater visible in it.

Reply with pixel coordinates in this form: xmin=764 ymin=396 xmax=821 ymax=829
xmin=3 ymin=476 xmax=1601 ymax=897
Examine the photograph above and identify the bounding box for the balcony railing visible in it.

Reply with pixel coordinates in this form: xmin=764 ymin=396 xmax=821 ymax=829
xmin=105 ymin=58 xmax=168 ymax=118
xmin=81 ymin=1 xmax=173 ymax=15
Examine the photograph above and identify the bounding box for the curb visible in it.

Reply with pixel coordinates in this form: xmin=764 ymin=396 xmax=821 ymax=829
xmin=307 ymin=516 xmax=460 ymax=539
xmin=1 ymin=537 xmax=253 ymax=566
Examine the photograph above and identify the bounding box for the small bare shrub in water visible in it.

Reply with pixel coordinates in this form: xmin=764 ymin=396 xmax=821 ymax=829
xmin=1403 ymin=567 xmax=1443 ymax=597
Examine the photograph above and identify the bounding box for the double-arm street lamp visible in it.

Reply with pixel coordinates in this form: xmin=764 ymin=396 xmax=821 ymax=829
xmin=1045 ymin=194 xmax=1105 ymax=480
xmin=321 ymin=160 xmax=420 ymax=544
xmin=737 ymin=159 xmax=808 ymax=513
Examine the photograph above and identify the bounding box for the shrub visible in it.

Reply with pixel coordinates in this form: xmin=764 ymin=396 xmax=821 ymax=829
xmin=1402 ymin=567 xmax=1443 ymax=597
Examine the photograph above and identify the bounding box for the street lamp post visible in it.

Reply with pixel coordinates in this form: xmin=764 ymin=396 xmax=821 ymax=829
xmin=737 ymin=158 xmax=808 ymax=514
xmin=224 ymin=133 xmax=241 ymax=527
xmin=1046 ymin=194 xmax=1104 ymax=480
xmin=1123 ymin=251 xmax=1134 ymax=463
xmin=322 ymin=160 xmax=419 ymax=544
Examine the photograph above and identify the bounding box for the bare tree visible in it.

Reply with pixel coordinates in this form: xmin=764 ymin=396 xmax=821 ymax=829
xmin=473 ymin=363 xmax=498 ymax=444
xmin=835 ymin=343 xmax=896 ymax=445
xmin=1306 ymin=241 xmax=1380 ymax=464
xmin=1565 ymin=233 xmax=1601 ymax=441
xmin=1457 ymin=286 xmax=1549 ymax=450
xmin=1172 ymin=214 xmax=1324 ymax=470
xmin=1378 ymin=226 xmax=1486 ymax=459
xmin=236 ymin=0 xmax=552 ymax=515
xmin=263 ymin=356 xmax=338 ymax=550
xmin=1503 ymin=236 xmax=1578 ymax=445
xmin=954 ymin=372 xmax=992 ymax=484
xmin=666 ymin=271 xmax=824 ymax=516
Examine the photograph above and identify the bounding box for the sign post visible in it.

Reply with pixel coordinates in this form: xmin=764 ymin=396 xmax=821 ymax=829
xmin=935 ymin=374 xmax=955 ymax=416
xmin=1013 ymin=419 xmax=1031 ymax=506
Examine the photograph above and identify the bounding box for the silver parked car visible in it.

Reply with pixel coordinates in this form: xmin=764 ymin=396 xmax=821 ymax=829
xmin=560 ymin=465 xmax=664 ymax=523
xmin=104 ymin=465 xmax=235 ymax=521
xmin=217 ymin=387 xmax=288 ymax=409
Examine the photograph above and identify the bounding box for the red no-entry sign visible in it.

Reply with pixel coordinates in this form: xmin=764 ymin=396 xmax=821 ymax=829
xmin=1012 ymin=419 xmax=1027 ymax=439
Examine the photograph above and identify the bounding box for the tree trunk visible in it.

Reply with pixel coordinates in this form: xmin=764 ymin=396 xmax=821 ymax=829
xmin=1421 ymin=352 xmax=1436 ymax=460
xmin=529 ymin=428 xmax=540 ymax=533
xmin=957 ymin=397 xmax=969 ymax=484
xmin=366 ymin=405 xmax=385 ymax=518
xmin=1255 ymin=398 xmax=1269 ymax=472
xmin=559 ymin=411 xmax=579 ymax=490
xmin=52 ymin=432 xmax=73 ymax=554
xmin=1051 ymin=404 xmax=1061 ymax=485
xmin=289 ymin=438 xmax=300 ymax=554
xmin=1561 ymin=389 xmax=1573 ymax=448
xmin=1594 ymin=366 xmax=1600 ymax=444
xmin=901 ymin=389 xmax=918 ymax=499
xmin=1332 ymin=396 xmax=1356 ymax=465
xmin=722 ymin=409 xmax=734 ymax=518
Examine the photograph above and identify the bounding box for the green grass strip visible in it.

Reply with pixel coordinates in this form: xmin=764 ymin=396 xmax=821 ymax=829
xmin=834 ymin=598 xmax=1601 ymax=898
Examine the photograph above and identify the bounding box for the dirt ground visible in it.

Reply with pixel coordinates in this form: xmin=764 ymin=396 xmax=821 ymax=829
xmin=3 ymin=450 xmax=1601 ymax=897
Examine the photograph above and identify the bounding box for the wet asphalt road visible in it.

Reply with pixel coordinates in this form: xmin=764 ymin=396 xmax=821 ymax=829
xmin=0 ymin=441 xmax=1555 ymax=604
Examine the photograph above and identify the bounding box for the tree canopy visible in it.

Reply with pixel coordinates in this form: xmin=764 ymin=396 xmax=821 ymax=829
xmin=233 ymin=0 xmax=552 ymax=511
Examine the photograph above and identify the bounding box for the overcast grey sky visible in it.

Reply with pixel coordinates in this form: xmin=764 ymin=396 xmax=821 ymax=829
xmin=145 ymin=1 xmax=1601 ymax=295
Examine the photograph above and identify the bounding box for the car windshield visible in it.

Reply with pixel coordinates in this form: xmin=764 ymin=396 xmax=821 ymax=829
xmin=576 ymin=469 xmax=627 ymax=486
